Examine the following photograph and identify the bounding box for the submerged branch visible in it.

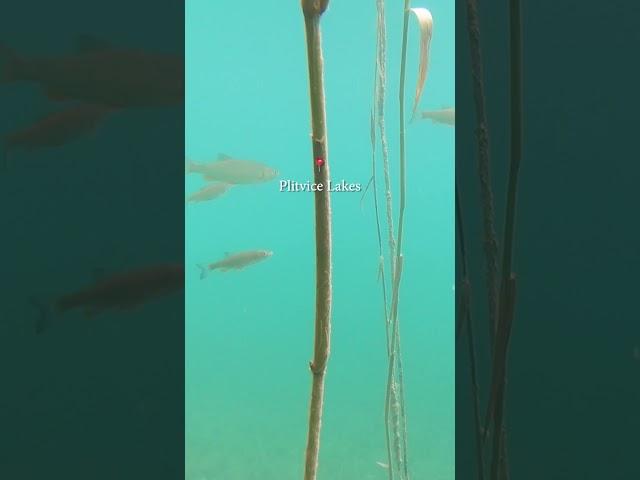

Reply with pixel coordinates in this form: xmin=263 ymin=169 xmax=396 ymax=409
xmin=301 ymin=2 xmax=332 ymax=480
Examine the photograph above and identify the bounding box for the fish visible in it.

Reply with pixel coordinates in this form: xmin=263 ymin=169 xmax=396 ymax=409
xmin=3 ymin=103 xmax=114 ymax=164
xmin=185 ymin=153 xmax=278 ymax=185
xmin=186 ymin=182 xmax=232 ymax=204
xmin=197 ymin=250 xmax=272 ymax=279
xmin=30 ymin=263 xmax=184 ymax=333
xmin=420 ymin=107 xmax=455 ymax=126
xmin=0 ymin=36 xmax=184 ymax=108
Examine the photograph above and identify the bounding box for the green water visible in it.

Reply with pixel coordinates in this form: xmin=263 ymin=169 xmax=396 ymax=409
xmin=186 ymin=1 xmax=454 ymax=478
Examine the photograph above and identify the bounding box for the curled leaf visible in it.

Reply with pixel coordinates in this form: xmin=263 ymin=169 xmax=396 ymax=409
xmin=409 ymin=7 xmax=433 ymax=120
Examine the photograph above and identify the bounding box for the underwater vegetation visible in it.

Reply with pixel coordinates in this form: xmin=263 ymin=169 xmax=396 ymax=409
xmin=366 ymin=1 xmax=450 ymax=479
xmin=457 ymin=0 xmax=523 ymax=479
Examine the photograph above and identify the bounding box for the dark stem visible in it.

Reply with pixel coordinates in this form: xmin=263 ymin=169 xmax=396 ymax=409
xmin=489 ymin=0 xmax=522 ymax=477
xmin=456 ymin=184 xmax=485 ymax=480
xmin=465 ymin=0 xmax=500 ymax=347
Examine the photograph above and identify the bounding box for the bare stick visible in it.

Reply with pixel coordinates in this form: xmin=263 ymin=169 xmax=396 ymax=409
xmin=300 ymin=2 xmax=332 ymax=480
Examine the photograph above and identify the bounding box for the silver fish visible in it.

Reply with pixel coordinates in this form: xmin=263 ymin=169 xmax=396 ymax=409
xmin=197 ymin=250 xmax=272 ymax=279
xmin=186 ymin=182 xmax=232 ymax=204
xmin=185 ymin=153 xmax=278 ymax=185
xmin=420 ymin=107 xmax=455 ymax=126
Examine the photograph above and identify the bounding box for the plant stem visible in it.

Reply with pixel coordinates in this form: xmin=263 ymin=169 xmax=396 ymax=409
xmin=385 ymin=255 xmax=405 ymax=478
xmin=456 ymin=184 xmax=485 ymax=480
xmin=465 ymin=0 xmax=500 ymax=346
xmin=490 ymin=2 xmax=523 ymax=477
xmin=301 ymin=2 xmax=332 ymax=480
xmin=396 ymin=2 xmax=409 ymax=263
xmin=384 ymin=2 xmax=412 ymax=478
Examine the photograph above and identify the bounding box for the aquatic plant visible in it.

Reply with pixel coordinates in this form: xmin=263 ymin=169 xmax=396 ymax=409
xmin=456 ymin=184 xmax=485 ymax=480
xmin=459 ymin=0 xmax=524 ymax=478
xmin=366 ymin=1 xmax=434 ymax=479
xmin=485 ymin=1 xmax=523 ymax=478
xmin=300 ymin=1 xmax=332 ymax=480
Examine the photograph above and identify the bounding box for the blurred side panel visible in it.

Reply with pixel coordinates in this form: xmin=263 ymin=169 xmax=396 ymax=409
xmin=456 ymin=1 xmax=640 ymax=479
xmin=0 ymin=1 xmax=185 ymax=478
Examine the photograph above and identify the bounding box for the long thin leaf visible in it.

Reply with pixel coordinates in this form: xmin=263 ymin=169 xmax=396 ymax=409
xmin=409 ymin=7 xmax=433 ymax=119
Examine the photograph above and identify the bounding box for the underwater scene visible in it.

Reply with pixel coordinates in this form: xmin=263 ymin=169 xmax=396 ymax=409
xmin=186 ymin=1 xmax=454 ymax=479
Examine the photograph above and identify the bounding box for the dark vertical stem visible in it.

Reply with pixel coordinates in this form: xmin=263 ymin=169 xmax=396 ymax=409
xmin=501 ymin=0 xmax=522 ymax=281
xmin=456 ymin=184 xmax=485 ymax=480
xmin=300 ymin=2 xmax=332 ymax=480
xmin=489 ymin=0 xmax=522 ymax=477
xmin=465 ymin=0 xmax=500 ymax=346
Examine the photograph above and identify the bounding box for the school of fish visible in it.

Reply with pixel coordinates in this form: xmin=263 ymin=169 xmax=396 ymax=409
xmin=1 ymin=34 xmax=278 ymax=333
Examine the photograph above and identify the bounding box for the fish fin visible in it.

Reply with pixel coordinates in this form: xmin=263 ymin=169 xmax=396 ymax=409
xmin=28 ymin=296 xmax=52 ymax=335
xmin=74 ymin=34 xmax=113 ymax=53
xmin=216 ymin=153 xmax=232 ymax=161
xmin=196 ymin=264 xmax=208 ymax=280
xmin=0 ymin=43 xmax=25 ymax=83
xmin=185 ymin=159 xmax=194 ymax=174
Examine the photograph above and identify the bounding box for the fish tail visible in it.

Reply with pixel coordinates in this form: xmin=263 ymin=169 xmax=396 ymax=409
xmin=0 ymin=43 xmax=26 ymax=83
xmin=196 ymin=264 xmax=208 ymax=280
xmin=28 ymin=296 xmax=52 ymax=335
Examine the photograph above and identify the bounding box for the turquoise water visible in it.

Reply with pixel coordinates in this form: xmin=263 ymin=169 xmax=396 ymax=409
xmin=186 ymin=1 xmax=454 ymax=479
